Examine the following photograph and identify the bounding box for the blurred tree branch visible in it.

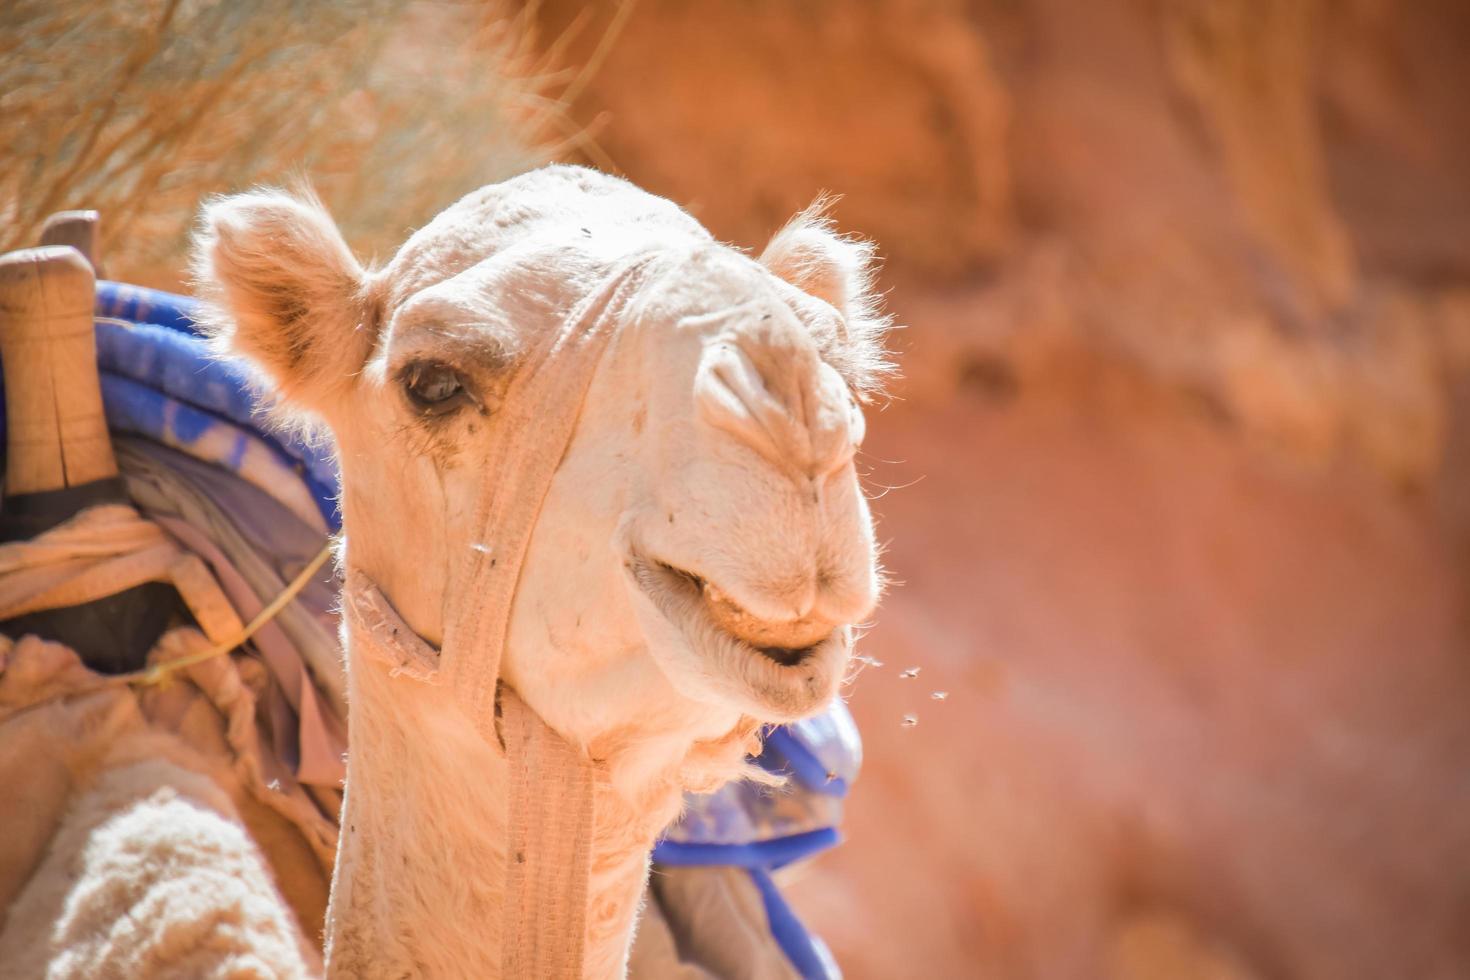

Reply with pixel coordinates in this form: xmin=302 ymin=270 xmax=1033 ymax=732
xmin=0 ymin=0 xmax=577 ymax=287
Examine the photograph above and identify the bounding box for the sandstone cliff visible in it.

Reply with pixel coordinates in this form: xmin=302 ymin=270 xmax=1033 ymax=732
xmin=529 ymin=3 xmax=1470 ymax=977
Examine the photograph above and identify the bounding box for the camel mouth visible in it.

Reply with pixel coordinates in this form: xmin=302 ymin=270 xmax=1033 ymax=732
xmin=622 ymin=548 xmax=850 ymax=720
xmin=634 ymin=556 xmax=836 ymax=665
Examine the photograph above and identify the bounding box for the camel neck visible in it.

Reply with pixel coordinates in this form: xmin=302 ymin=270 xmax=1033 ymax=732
xmin=322 ymin=619 xmax=657 ymax=979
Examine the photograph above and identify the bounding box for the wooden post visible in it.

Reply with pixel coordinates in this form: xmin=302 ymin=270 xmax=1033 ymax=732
xmin=0 ymin=245 xmax=117 ymax=495
xmin=39 ymin=209 xmax=102 ymax=275
xmin=0 ymin=242 xmax=171 ymax=675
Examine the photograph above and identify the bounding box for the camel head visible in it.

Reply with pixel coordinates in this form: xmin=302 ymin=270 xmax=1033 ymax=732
xmin=193 ymin=166 xmax=891 ymax=785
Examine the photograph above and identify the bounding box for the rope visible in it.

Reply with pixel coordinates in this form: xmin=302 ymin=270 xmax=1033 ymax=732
xmin=130 ymin=540 xmax=333 ymax=688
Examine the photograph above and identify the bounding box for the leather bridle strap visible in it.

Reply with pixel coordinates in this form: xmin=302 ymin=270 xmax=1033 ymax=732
xmin=341 ymin=254 xmax=658 ymax=977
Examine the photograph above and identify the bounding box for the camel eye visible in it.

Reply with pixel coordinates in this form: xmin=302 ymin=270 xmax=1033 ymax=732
xmin=402 ymin=361 xmax=470 ymax=415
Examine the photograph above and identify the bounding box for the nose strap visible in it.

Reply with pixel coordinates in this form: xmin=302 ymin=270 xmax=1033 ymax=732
xmin=442 ymin=253 xmax=658 ymax=747
xmin=342 ymin=254 xmax=658 ymax=977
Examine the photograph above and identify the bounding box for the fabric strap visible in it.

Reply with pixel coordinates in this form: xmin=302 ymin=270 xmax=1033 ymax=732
xmin=501 ymin=689 xmax=597 ymax=978
xmin=341 ymin=255 xmax=658 ymax=977
xmin=0 ymin=502 xmax=242 ymax=643
xmin=440 ymin=256 xmax=654 ymax=741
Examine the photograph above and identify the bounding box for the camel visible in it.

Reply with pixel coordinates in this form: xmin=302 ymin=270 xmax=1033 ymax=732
xmin=3 ymin=164 xmax=891 ymax=978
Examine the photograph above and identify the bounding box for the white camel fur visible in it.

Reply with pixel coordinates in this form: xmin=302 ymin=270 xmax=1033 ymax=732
xmin=3 ymin=164 xmax=891 ymax=978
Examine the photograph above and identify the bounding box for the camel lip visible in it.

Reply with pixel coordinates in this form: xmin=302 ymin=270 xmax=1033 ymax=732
xmin=623 ymin=550 xmax=838 ymax=669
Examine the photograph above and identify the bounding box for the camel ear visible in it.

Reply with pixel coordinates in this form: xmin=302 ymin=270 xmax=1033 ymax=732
xmin=760 ymin=201 xmax=878 ymax=322
xmin=759 ymin=201 xmax=894 ymax=397
xmin=192 ymin=187 xmax=375 ymax=417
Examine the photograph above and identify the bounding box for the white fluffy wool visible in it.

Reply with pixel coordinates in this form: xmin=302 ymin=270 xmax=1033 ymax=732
xmin=0 ymin=759 xmax=315 ymax=979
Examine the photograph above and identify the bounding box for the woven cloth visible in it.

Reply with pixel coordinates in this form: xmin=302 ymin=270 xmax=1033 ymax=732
xmin=0 ymin=503 xmax=240 ymax=641
xmin=0 ymin=505 xmax=341 ymax=945
xmin=0 ymin=504 xmax=338 ymax=862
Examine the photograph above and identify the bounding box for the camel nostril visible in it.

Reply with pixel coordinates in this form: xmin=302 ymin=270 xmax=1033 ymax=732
xmin=694 ymin=339 xmax=856 ymax=477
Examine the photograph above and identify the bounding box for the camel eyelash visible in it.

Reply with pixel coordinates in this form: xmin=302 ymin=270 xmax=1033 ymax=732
xmin=398 ymin=360 xmax=482 ymax=418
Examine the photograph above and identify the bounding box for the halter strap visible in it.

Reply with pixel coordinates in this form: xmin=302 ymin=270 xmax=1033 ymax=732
xmin=440 ymin=254 xmax=655 ymax=748
xmin=339 ymin=255 xmax=657 ymax=977
xmin=342 ymin=575 xmax=602 ymax=977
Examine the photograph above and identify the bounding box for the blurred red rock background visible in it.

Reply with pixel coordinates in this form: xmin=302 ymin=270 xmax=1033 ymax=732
xmin=525 ymin=2 xmax=1470 ymax=977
